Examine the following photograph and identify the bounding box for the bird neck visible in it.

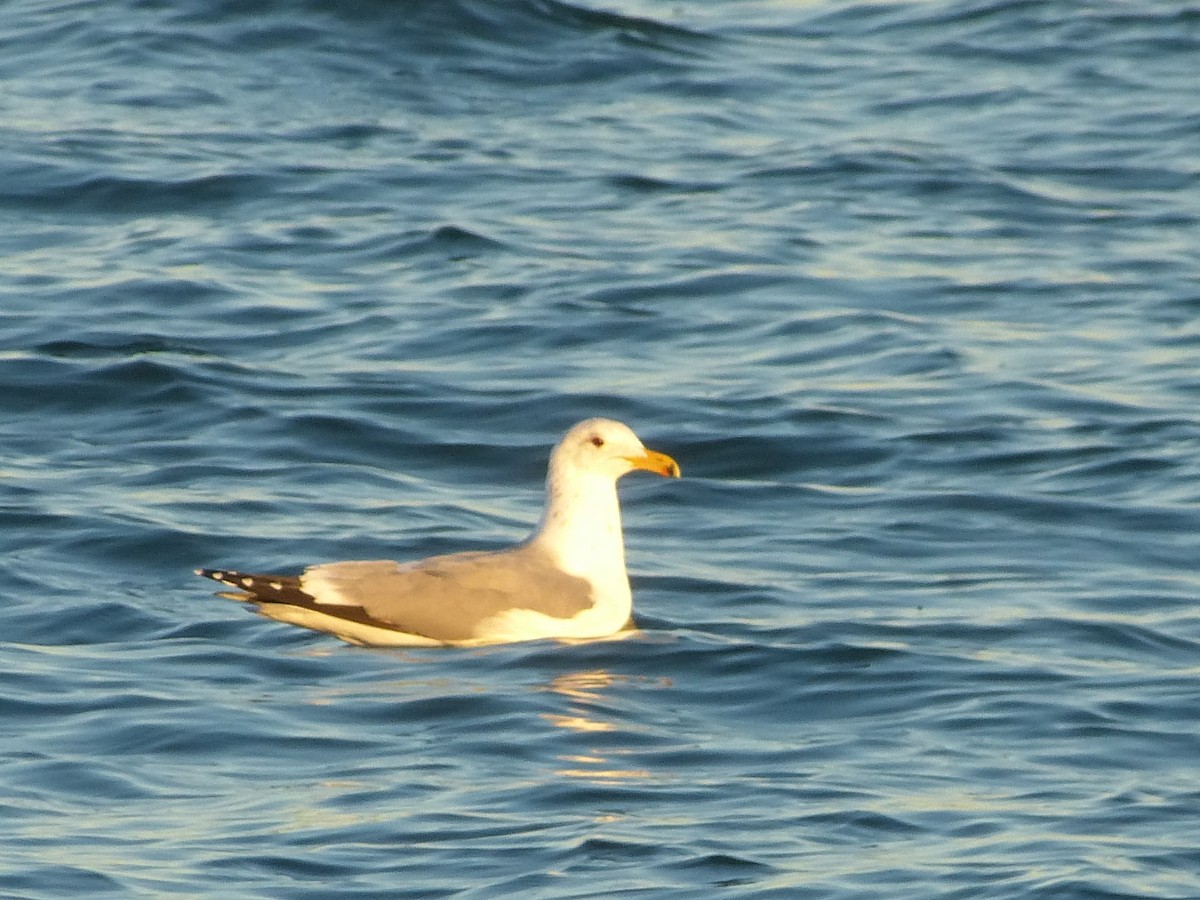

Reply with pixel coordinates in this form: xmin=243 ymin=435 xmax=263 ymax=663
xmin=531 ymin=469 xmax=626 ymax=579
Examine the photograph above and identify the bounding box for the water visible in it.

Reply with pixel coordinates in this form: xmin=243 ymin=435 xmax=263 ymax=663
xmin=2 ymin=0 xmax=1199 ymax=896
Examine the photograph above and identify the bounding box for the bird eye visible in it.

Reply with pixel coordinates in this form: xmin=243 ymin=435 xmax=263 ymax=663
xmin=590 ymin=435 xmax=605 ymax=448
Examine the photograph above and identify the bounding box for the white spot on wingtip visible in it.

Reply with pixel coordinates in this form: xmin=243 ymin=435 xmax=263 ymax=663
xmin=240 ymin=577 xmax=254 ymax=587
xmin=270 ymin=581 xmax=283 ymax=590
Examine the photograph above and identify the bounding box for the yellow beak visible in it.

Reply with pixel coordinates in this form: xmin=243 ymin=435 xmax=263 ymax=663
xmin=626 ymin=448 xmax=681 ymax=478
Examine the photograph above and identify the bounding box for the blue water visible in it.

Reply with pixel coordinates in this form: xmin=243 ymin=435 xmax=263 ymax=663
xmin=3 ymin=0 xmax=1199 ymax=896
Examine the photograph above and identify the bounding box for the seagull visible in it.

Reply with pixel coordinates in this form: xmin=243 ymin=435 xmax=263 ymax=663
xmin=196 ymin=417 xmax=680 ymax=646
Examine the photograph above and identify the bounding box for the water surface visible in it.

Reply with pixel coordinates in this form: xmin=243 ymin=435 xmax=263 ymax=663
xmin=2 ymin=1 xmax=1199 ymax=896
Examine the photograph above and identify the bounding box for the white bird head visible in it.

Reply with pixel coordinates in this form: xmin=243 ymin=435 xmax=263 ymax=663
xmin=549 ymin=418 xmax=681 ymax=483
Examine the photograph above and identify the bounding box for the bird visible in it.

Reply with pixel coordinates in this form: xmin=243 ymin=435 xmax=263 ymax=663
xmin=196 ymin=417 xmax=680 ymax=646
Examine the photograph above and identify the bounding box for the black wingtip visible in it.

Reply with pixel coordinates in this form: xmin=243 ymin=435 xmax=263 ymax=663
xmin=196 ymin=568 xmax=256 ymax=591
xmin=196 ymin=568 xmax=311 ymax=605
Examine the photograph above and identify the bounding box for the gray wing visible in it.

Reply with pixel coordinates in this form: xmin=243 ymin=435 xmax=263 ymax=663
xmin=300 ymin=545 xmax=595 ymax=642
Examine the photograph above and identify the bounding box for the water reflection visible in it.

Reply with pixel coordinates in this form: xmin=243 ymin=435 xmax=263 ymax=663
xmin=541 ymin=669 xmax=665 ymax=784
xmin=544 ymin=669 xmax=620 ymax=701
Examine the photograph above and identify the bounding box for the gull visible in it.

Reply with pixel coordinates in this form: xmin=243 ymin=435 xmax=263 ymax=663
xmin=196 ymin=418 xmax=680 ymax=646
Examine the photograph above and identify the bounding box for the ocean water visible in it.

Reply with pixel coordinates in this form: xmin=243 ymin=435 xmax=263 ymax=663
xmin=2 ymin=0 xmax=1199 ymax=896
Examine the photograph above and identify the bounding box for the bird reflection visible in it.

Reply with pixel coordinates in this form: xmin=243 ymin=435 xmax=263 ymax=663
xmin=540 ymin=668 xmax=668 ymax=783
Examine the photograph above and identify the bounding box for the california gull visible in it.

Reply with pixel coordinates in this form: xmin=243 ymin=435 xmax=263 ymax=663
xmin=196 ymin=417 xmax=680 ymax=646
